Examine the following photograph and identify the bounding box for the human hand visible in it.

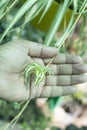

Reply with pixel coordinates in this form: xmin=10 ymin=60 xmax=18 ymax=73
xmin=0 ymin=39 xmax=87 ymax=101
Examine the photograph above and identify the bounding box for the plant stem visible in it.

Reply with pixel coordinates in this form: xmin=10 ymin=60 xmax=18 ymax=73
xmin=44 ymin=0 xmax=70 ymax=46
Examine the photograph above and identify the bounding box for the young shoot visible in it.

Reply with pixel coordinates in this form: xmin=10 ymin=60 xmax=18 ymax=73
xmin=24 ymin=62 xmax=54 ymax=88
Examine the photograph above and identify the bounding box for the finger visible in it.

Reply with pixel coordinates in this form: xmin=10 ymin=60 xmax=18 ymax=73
xmin=45 ymin=75 xmax=87 ymax=86
xmin=44 ymin=53 xmax=83 ymax=64
xmin=29 ymin=43 xmax=58 ymax=58
xmin=47 ymin=64 xmax=87 ymax=75
xmin=19 ymin=40 xmax=58 ymax=58
xmin=40 ymin=86 xmax=77 ymax=98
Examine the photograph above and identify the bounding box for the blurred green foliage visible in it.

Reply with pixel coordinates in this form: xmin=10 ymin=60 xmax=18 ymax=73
xmin=0 ymin=100 xmax=50 ymax=129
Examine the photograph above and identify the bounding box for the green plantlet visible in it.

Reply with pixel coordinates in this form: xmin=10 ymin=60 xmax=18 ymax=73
xmin=24 ymin=62 xmax=54 ymax=88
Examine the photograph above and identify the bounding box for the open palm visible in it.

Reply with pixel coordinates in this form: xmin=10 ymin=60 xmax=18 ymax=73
xmin=0 ymin=39 xmax=87 ymax=102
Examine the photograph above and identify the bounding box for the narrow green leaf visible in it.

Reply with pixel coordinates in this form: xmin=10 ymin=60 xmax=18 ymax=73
xmin=55 ymin=13 xmax=74 ymax=49
xmin=44 ymin=0 xmax=71 ymax=46
xmin=39 ymin=0 xmax=53 ymax=22
xmin=73 ymin=0 xmax=78 ymax=13
xmin=24 ymin=0 xmax=48 ymax=25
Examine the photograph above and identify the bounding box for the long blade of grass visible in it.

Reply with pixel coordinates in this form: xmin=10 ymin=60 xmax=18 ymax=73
xmin=39 ymin=0 xmax=53 ymax=22
xmin=73 ymin=0 xmax=78 ymax=13
xmin=55 ymin=13 xmax=74 ymax=49
xmin=79 ymin=0 xmax=87 ymax=12
xmin=78 ymin=0 xmax=87 ymax=11
xmin=44 ymin=0 xmax=71 ymax=46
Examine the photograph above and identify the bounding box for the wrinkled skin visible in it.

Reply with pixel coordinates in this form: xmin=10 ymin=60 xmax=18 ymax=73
xmin=0 ymin=39 xmax=87 ymax=101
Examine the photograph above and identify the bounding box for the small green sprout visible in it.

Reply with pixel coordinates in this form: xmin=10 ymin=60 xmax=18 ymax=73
xmin=24 ymin=62 xmax=54 ymax=88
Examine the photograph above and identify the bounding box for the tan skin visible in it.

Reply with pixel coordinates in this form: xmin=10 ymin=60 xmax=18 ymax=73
xmin=0 ymin=39 xmax=87 ymax=102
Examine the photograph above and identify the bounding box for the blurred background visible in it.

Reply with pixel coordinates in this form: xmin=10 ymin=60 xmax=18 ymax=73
xmin=0 ymin=0 xmax=87 ymax=130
